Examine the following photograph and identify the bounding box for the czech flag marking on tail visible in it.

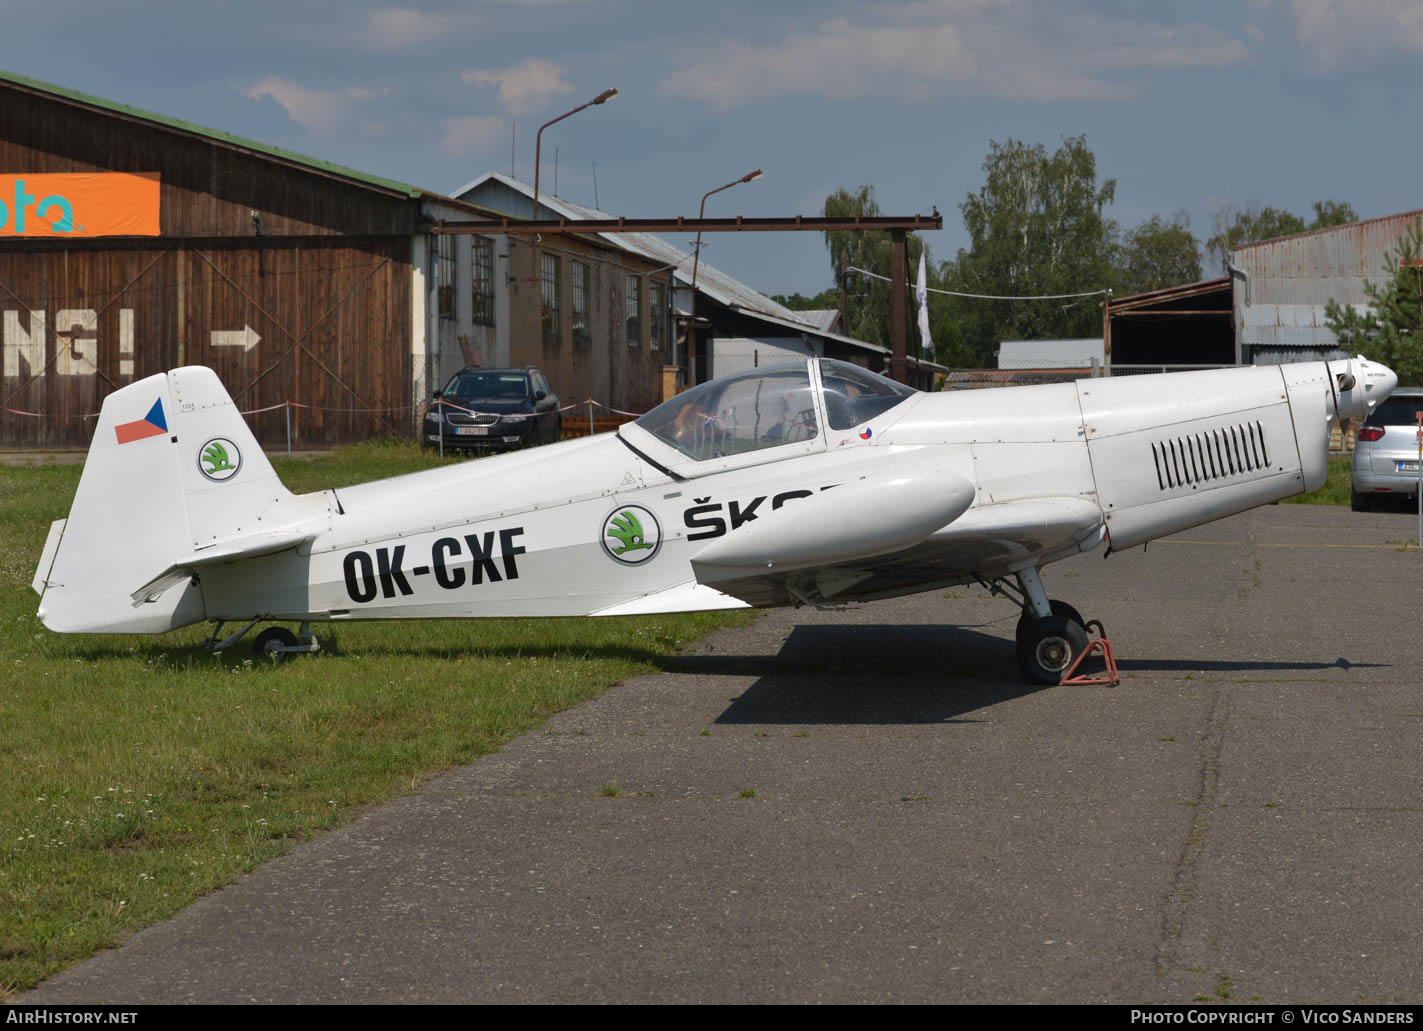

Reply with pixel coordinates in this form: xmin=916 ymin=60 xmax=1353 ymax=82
xmin=115 ymin=398 xmax=167 ymax=444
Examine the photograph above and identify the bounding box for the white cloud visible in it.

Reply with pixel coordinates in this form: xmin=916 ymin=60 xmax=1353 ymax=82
xmin=660 ymin=3 xmax=1251 ymax=109
xmin=244 ymin=77 xmax=347 ymax=133
xmin=243 ymin=78 xmax=392 ymax=135
xmin=440 ymin=114 xmax=507 ymax=156
xmin=353 ymin=7 xmax=476 ymax=52
xmin=458 ymin=57 xmax=574 ymax=115
xmin=1267 ymin=0 xmax=1423 ymax=73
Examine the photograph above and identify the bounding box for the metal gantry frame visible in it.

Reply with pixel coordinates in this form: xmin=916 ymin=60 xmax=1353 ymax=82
xmin=430 ymin=213 xmax=943 ymax=384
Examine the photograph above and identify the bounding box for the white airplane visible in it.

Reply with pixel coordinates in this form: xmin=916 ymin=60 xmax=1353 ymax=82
xmin=32 ymin=355 xmax=1395 ymax=684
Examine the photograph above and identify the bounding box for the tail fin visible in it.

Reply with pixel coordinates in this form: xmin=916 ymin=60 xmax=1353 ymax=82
xmin=36 ymin=367 xmax=296 ymax=634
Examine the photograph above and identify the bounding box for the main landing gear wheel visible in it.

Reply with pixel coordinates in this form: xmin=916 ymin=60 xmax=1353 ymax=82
xmin=254 ymin=626 xmax=299 ymax=663
xmin=1015 ymin=599 xmax=1084 ymax=640
xmin=1015 ymin=615 xmax=1089 ymax=685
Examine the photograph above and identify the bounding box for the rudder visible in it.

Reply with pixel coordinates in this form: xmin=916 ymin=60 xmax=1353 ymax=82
xmin=36 ymin=367 xmax=293 ymax=634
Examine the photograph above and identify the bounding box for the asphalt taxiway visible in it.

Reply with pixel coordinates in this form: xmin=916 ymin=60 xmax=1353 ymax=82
xmin=23 ymin=503 xmax=1423 ymax=1004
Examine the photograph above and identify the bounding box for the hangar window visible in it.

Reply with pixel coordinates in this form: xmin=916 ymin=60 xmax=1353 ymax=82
xmin=650 ymin=281 xmax=666 ymax=351
xmin=472 ymin=237 xmax=495 ymax=326
xmin=636 ymin=364 xmax=818 ymax=461
xmin=626 ymin=274 xmax=641 ymax=347
xmin=541 ymin=253 xmax=561 ymax=342
xmin=572 ymin=261 xmax=590 ymax=346
xmin=437 ymin=235 xmax=457 ymax=321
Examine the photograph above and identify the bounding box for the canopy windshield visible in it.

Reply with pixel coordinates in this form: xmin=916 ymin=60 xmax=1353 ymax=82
xmin=636 ymin=364 xmax=819 ymax=461
xmin=819 ymin=359 xmax=916 ymax=431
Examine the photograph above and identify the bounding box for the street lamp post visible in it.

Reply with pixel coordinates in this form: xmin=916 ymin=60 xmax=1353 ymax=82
xmin=532 ymin=88 xmax=618 ymax=217
xmin=686 ymin=169 xmax=762 ymax=385
xmin=527 ymin=88 xmax=616 ymax=347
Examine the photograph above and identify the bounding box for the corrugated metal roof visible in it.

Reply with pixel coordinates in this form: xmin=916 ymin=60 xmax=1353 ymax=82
xmin=1110 ymin=277 xmax=1230 ymax=312
xmin=0 ymin=67 xmax=443 ymax=201
xmin=797 ymin=309 xmax=842 ymax=333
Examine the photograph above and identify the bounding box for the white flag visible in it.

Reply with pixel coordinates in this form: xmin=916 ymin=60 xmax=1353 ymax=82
xmin=916 ymin=251 xmax=933 ymax=359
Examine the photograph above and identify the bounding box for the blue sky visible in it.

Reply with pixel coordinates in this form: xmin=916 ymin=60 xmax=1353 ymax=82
xmin=5 ymin=0 xmax=1421 ymax=297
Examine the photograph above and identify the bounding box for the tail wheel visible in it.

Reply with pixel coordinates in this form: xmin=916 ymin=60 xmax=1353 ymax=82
xmin=1016 ymin=615 xmax=1088 ymax=685
xmin=254 ymin=626 xmax=299 ymax=663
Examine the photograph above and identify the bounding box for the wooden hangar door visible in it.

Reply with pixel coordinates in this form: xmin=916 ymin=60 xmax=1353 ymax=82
xmin=182 ymin=239 xmax=411 ymax=448
xmin=0 ymin=245 xmax=177 ymax=448
xmin=0 ymin=238 xmax=411 ymax=449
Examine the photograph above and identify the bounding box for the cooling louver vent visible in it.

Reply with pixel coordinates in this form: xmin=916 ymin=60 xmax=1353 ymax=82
xmin=1152 ymin=421 xmax=1270 ymax=491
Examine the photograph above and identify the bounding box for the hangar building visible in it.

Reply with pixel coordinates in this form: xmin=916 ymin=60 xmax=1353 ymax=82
xmin=0 ymin=71 xmax=673 ymax=449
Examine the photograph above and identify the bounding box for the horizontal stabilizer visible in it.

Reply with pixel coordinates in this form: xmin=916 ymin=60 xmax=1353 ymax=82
xmin=131 ymin=530 xmax=319 ymax=605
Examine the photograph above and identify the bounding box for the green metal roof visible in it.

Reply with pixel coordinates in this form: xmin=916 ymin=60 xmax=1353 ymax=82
xmin=0 ymin=67 xmax=438 ymax=200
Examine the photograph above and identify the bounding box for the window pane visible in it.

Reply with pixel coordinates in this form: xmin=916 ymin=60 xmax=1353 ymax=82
xmin=541 ymin=253 xmax=560 ymax=339
xmin=636 ymin=365 xmax=818 ymax=461
xmin=626 ymin=274 xmax=640 ymax=347
xmin=573 ymin=261 xmax=590 ymax=343
xmin=472 ymin=237 xmax=495 ymax=326
xmin=650 ymin=281 xmax=664 ymax=351
xmin=438 ymin=235 xmax=456 ymax=321
xmin=819 ymin=358 xmax=916 ymax=430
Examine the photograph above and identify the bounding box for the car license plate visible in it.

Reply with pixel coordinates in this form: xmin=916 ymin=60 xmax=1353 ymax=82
xmin=1397 ymin=460 xmax=1419 ymax=472
xmin=456 ymin=426 xmax=489 ymax=436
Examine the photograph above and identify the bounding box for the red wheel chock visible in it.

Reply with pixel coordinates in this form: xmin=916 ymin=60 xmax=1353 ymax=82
xmin=1060 ymin=619 xmax=1119 ymax=687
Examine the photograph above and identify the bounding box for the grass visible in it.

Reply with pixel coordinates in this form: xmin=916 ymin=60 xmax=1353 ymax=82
xmin=0 ymin=441 xmax=751 ymax=995
xmin=1280 ymin=455 xmax=1351 ymax=506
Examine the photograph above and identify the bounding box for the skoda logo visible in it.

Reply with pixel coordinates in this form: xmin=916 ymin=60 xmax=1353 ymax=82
xmin=198 ymin=437 xmax=242 ymax=482
xmin=601 ymin=505 xmax=661 ymax=564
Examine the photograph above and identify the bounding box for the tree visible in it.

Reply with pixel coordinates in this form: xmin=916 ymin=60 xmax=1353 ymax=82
xmin=943 ymin=136 xmax=1117 ymax=356
xmin=820 ymin=185 xmax=934 ymax=352
xmin=1311 ymin=199 xmax=1359 ymax=230
xmin=1115 ymin=211 xmax=1202 ymax=296
xmin=1206 ymin=199 xmax=1359 ymax=272
xmin=1324 ymin=222 xmax=1423 ymax=385
xmin=771 ymin=289 xmax=841 ymax=313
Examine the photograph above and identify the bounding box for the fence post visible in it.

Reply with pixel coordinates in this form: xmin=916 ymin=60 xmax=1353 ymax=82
xmin=438 ymin=400 xmax=444 ymax=460
xmin=284 ymin=402 xmax=292 ymax=458
xmin=588 ymin=399 xmax=595 ymax=438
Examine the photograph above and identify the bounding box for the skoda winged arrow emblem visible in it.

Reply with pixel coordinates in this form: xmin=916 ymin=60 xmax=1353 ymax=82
xmin=600 ymin=505 xmax=661 ymax=564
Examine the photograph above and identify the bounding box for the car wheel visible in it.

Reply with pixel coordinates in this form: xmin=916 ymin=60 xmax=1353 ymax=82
xmin=1350 ymin=488 xmax=1372 ymax=512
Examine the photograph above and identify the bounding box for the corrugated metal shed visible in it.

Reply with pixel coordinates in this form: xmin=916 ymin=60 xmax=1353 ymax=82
xmin=998 ymin=338 xmax=1104 ymax=370
xmin=1231 ymin=210 xmax=1423 ymax=363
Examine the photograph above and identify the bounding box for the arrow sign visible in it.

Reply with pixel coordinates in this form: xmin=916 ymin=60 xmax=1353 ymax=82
xmin=211 ymin=325 xmax=261 ymax=352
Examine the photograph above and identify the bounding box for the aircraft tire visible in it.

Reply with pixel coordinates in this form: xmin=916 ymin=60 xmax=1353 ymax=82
xmin=254 ymin=626 xmax=299 ymax=663
xmin=1015 ymin=615 xmax=1088 ymax=685
xmin=1015 ymin=600 xmax=1084 ymax=640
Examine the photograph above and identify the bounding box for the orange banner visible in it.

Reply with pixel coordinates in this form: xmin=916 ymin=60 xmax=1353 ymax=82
xmin=0 ymin=172 xmax=160 ymax=238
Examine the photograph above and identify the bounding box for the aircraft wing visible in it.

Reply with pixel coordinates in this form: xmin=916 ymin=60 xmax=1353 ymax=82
xmin=693 ymin=495 xmax=1104 ymax=608
xmin=590 ymin=580 xmax=751 ymax=617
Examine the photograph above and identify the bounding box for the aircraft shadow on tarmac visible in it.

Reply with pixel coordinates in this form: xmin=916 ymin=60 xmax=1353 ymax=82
xmin=671 ymin=624 xmax=1389 ymax=726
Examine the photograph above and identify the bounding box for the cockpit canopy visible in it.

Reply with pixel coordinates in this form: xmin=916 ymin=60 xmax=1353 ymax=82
xmin=634 ymin=358 xmax=916 ymax=462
